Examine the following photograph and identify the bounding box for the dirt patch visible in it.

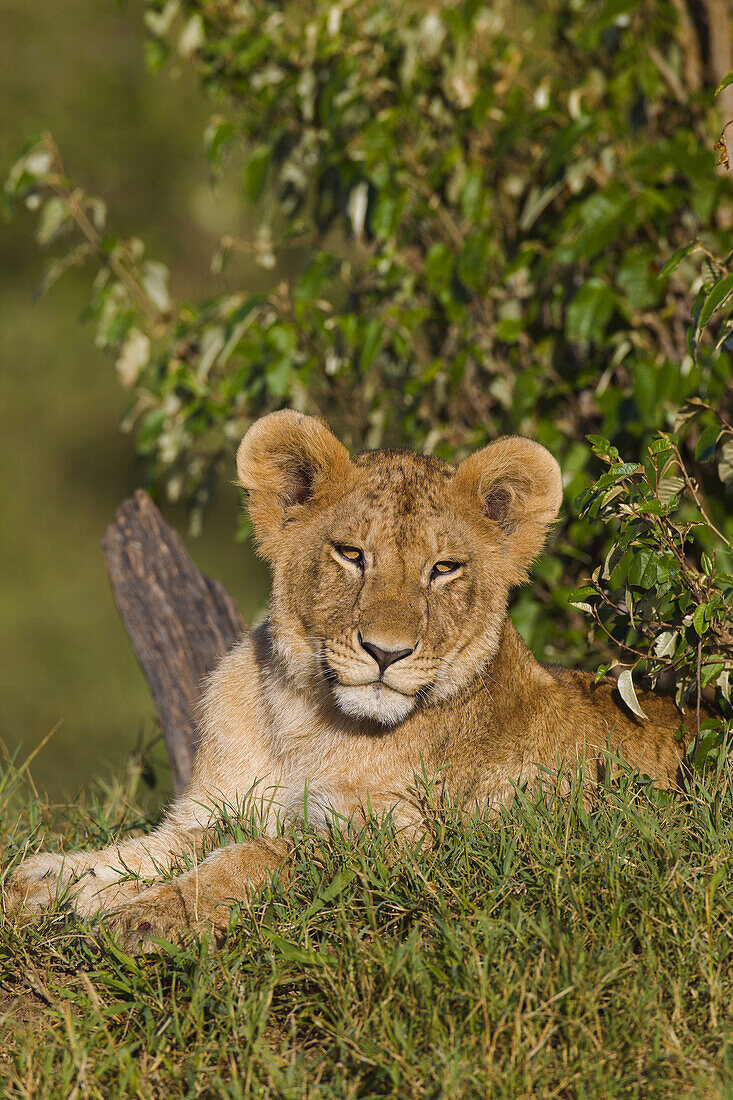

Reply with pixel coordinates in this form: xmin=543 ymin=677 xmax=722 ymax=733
xmin=0 ymin=989 xmax=55 ymax=1063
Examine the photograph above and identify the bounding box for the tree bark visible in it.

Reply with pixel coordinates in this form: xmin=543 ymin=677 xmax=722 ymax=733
xmin=103 ymin=490 xmax=246 ymax=794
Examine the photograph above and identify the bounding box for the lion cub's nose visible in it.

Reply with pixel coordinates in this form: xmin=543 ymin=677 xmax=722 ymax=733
xmin=358 ymin=634 xmax=414 ymax=674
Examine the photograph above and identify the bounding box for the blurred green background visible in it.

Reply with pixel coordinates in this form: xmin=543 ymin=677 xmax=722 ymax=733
xmin=3 ymin=0 xmax=731 ymax=800
xmin=0 ymin=0 xmax=268 ymax=799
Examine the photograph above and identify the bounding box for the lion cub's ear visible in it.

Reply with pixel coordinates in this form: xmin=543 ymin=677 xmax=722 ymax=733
xmin=454 ymin=436 xmax=563 ymax=583
xmin=237 ymin=411 xmax=352 ymax=553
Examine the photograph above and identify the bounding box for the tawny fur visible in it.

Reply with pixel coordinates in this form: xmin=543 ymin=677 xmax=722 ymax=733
xmin=4 ymin=411 xmax=687 ymax=951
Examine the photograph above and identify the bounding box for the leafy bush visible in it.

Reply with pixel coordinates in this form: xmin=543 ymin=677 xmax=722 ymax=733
xmin=572 ymin=407 xmax=733 ymax=762
xmin=4 ymin=0 xmax=733 ymax=701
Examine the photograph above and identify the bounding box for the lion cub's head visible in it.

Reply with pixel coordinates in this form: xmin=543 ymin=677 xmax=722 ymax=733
xmin=237 ymin=411 xmax=562 ymax=726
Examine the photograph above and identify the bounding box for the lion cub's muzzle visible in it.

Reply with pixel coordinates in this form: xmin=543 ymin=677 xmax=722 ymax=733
xmin=321 ymin=630 xmax=445 ymax=725
xmin=322 ymin=630 xmax=423 ymax=690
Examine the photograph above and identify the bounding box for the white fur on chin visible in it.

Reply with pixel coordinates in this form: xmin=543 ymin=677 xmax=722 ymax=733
xmin=333 ymin=683 xmax=415 ymax=725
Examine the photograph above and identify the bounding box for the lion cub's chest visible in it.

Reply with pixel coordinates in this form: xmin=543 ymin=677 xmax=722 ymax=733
xmin=265 ymin=681 xmax=421 ymax=827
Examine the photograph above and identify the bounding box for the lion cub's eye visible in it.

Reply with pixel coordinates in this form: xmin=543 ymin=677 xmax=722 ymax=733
xmin=431 ymin=560 xmax=462 ymax=580
xmin=334 ymin=544 xmax=365 ymax=569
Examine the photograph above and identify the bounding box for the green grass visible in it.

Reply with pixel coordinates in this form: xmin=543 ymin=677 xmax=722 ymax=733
xmin=2 ymin=751 xmax=733 ymax=1099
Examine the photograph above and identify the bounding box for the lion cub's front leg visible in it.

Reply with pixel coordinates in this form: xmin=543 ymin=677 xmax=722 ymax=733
xmin=107 ymin=837 xmax=292 ymax=953
xmin=4 ymin=819 xmax=207 ymax=921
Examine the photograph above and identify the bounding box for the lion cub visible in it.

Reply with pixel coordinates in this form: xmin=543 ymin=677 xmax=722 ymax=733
xmin=6 ymin=411 xmax=686 ymax=948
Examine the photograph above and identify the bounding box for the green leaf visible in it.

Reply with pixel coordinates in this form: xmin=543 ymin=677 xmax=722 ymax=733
xmin=658 ymin=243 xmax=695 ymax=279
xmin=244 ymin=146 xmax=271 ymax=203
xmin=568 ymin=584 xmax=596 ymax=613
xmin=617 ymin=250 xmax=654 ymax=309
xmin=695 ymin=424 xmax=719 ymax=462
xmin=144 ymin=36 xmax=170 ymax=73
xmin=699 ymin=273 xmax=733 ymax=330
xmin=689 ymin=726 xmax=723 ymax=771
xmin=637 ymin=500 xmax=668 ymax=516
xmin=205 ymin=116 xmax=236 ymax=168
xmin=701 ymin=662 xmax=725 ymax=689
xmin=265 ymin=356 xmax=291 ymax=398
xmin=688 ymin=285 xmax=706 ymax=358
xmin=359 ymin=320 xmax=383 ymax=373
xmin=586 ymin=435 xmax=619 ymax=459
xmin=569 ymin=585 xmax=597 ymax=601
xmin=628 ymin=549 xmax=657 ymax=589
xmin=425 ymin=242 xmax=452 ymax=291
xmin=715 ymin=71 xmax=733 ymax=95
xmin=593 ymin=462 xmax=642 ymax=490
xmin=567 ymin=186 xmax=631 ymax=262
xmin=566 ymin=281 xmax=616 ymax=345
xmin=496 ymin=318 xmax=523 ymax=342
xmin=692 ymin=603 xmax=709 ymax=636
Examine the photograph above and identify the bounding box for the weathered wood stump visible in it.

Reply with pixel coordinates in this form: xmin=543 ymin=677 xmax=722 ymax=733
xmin=103 ymin=490 xmax=246 ymax=794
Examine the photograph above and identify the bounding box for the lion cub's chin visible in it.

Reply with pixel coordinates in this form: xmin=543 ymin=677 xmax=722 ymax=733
xmin=333 ymin=683 xmax=416 ymax=726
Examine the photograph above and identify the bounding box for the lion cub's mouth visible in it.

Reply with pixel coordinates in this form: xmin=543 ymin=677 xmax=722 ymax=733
xmin=331 ymin=682 xmax=417 ymax=726
xmin=321 ymin=638 xmax=426 ymax=725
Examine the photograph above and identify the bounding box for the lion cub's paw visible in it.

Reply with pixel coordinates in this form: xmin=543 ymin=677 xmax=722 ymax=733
xmin=4 ymin=852 xmax=76 ymax=919
xmin=4 ymin=852 xmax=128 ymax=921
xmin=107 ymin=880 xmax=229 ymax=954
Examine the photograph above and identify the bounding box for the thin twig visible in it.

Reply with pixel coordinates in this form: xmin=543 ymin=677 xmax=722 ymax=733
xmin=672 ymin=442 xmax=733 ymax=552
xmin=588 ymin=603 xmax=651 ymax=663
xmin=42 ymin=134 xmax=167 ymax=332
